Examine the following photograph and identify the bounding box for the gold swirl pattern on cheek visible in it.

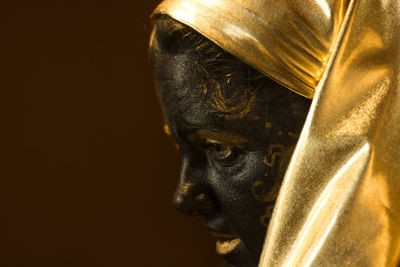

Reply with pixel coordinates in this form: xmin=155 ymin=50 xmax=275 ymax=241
xmin=251 ymin=144 xmax=285 ymax=202
xmin=204 ymin=80 xmax=257 ymax=120
xmin=262 ymin=144 xmax=285 ymax=168
xmin=259 ymin=205 xmax=275 ymax=227
xmin=251 ymin=144 xmax=285 ymax=227
xmin=252 ymin=180 xmax=279 ymax=203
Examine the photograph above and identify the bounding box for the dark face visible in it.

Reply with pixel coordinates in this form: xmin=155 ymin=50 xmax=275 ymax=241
xmin=154 ymin=50 xmax=310 ymax=266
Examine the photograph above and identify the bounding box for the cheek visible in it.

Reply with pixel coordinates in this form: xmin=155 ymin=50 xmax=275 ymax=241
xmin=211 ymin=151 xmax=278 ymax=218
xmin=209 ymin=152 xmax=271 ymax=247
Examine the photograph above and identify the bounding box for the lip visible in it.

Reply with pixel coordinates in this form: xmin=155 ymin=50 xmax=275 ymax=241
xmin=208 ymin=230 xmax=235 ymax=240
xmin=216 ymin=238 xmax=241 ymax=255
xmin=207 ymin=230 xmax=242 ymax=255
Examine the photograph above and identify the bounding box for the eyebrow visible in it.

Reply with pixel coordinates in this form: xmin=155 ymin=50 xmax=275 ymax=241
xmin=187 ymin=129 xmax=248 ymax=147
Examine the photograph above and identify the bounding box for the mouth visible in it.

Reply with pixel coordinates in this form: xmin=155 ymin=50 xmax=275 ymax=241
xmin=208 ymin=231 xmax=242 ymax=255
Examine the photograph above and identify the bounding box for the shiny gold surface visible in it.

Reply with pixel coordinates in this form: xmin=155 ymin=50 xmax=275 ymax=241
xmin=153 ymin=0 xmax=400 ymax=266
xmin=153 ymin=0 xmax=351 ymax=99
xmin=261 ymin=1 xmax=400 ymax=266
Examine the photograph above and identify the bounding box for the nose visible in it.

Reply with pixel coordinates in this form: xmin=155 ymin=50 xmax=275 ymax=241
xmin=173 ymin=159 xmax=216 ymax=216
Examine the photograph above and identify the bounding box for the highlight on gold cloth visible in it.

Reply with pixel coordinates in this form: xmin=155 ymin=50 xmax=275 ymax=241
xmin=149 ymin=0 xmax=400 ymax=266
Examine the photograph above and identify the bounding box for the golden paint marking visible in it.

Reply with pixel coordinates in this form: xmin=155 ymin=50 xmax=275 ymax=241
xmin=288 ymin=132 xmax=298 ymax=139
xmin=251 ymin=180 xmax=279 ymax=202
xmin=174 ymin=143 xmax=180 ymax=151
xmin=163 ymin=124 xmax=171 ymax=136
xmin=219 ymin=93 xmax=256 ymax=119
xmin=205 ymin=80 xmax=257 ymax=120
xmin=251 ymin=144 xmax=285 ymax=202
xmin=277 ymin=130 xmax=284 ymax=136
xmin=263 ymin=144 xmax=285 ymax=167
xmin=253 ymin=116 xmax=260 ymax=120
xmin=265 ymin=122 xmax=272 ymax=128
xmin=178 ymin=182 xmax=193 ymax=196
xmin=263 ymin=152 xmax=281 ymax=167
xmin=259 ymin=205 xmax=275 ymax=227
xmin=216 ymin=238 xmax=241 ymax=255
xmin=203 ymin=84 xmax=208 ymax=95
xmin=195 ymin=193 xmax=206 ymax=200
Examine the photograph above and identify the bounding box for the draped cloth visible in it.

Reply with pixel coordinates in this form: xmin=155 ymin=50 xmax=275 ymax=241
xmin=152 ymin=0 xmax=400 ymax=266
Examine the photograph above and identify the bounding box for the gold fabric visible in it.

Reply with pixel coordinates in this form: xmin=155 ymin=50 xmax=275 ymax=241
xmin=152 ymin=0 xmax=400 ymax=266
xmin=153 ymin=0 xmax=351 ymax=99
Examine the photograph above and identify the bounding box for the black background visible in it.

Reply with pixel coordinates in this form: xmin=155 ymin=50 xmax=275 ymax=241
xmin=0 ymin=1 xmax=220 ymax=266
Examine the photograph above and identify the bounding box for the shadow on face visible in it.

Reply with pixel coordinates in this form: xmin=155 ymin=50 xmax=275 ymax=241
xmin=150 ymin=16 xmax=311 ymax=267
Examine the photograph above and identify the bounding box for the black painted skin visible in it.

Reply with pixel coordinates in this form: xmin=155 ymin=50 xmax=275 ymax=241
xmin=152 ymin=17 xmax=311 ymax=267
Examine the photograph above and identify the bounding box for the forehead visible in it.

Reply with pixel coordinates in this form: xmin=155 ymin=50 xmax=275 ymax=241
xmin=155 ymin=54 xmax=267 ymax=138
xmin=156 ymin=55 xmax=210 ymax=127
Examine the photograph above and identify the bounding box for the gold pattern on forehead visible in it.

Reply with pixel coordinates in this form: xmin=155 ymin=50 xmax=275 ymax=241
xmin=204 ymin=79 xmax=257 ymax=120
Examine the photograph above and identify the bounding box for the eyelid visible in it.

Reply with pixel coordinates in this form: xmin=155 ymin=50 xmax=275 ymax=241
xmin=204 ymin=139 xmax=243 ymax=163
xmin=187 ymin=130 xmax=248 ymax=149
xmin=204 ymin=138 xmax=225 ymax=145
xmin=201 ymin=138 xmax=235 ymax=150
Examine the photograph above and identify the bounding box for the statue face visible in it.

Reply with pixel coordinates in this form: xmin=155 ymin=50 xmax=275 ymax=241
xmin=154 ymin=49 xmax=310 ymax=266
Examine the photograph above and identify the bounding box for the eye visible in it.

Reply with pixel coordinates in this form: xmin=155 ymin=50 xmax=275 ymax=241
xmin=205 ymin=140 xmax=236 ymax=161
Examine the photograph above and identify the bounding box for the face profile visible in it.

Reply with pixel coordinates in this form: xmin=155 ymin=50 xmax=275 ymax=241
xmin=151 ymin=17 xmax=311 ymax=266
xmin=148 ymin=0 xmax=400 ymax=265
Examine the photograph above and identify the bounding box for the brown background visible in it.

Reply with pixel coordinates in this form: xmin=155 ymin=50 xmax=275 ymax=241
xmin=0 ymin=1 xmax=220 ymax=266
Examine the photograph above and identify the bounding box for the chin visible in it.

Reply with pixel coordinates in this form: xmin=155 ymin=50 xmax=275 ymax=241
xmin=217 ymin=239 xmax=258 ymax=267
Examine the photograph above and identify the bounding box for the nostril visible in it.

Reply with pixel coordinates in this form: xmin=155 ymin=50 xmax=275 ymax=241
xmin=173 ymin=191 xmax=199 ymax=216
xmin=195 ymin=194 xmax=215 ymax=215
xmin=173 ymin=188 xmax=215 ymax=216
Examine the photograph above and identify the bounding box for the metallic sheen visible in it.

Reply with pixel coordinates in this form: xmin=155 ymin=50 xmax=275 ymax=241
xmin=153 ymin=0 xmax=351 ymax=99
xmin=152 ymin=0 xmax=400 ymax=266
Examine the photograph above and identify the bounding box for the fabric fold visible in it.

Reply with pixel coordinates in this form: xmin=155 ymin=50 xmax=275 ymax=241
xmin=151 ymin=0 xmax=400 ymax=266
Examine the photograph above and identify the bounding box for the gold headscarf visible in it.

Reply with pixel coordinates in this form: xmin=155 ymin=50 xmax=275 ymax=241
xmin=152 ymin=0 xmax=400 ymax=266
